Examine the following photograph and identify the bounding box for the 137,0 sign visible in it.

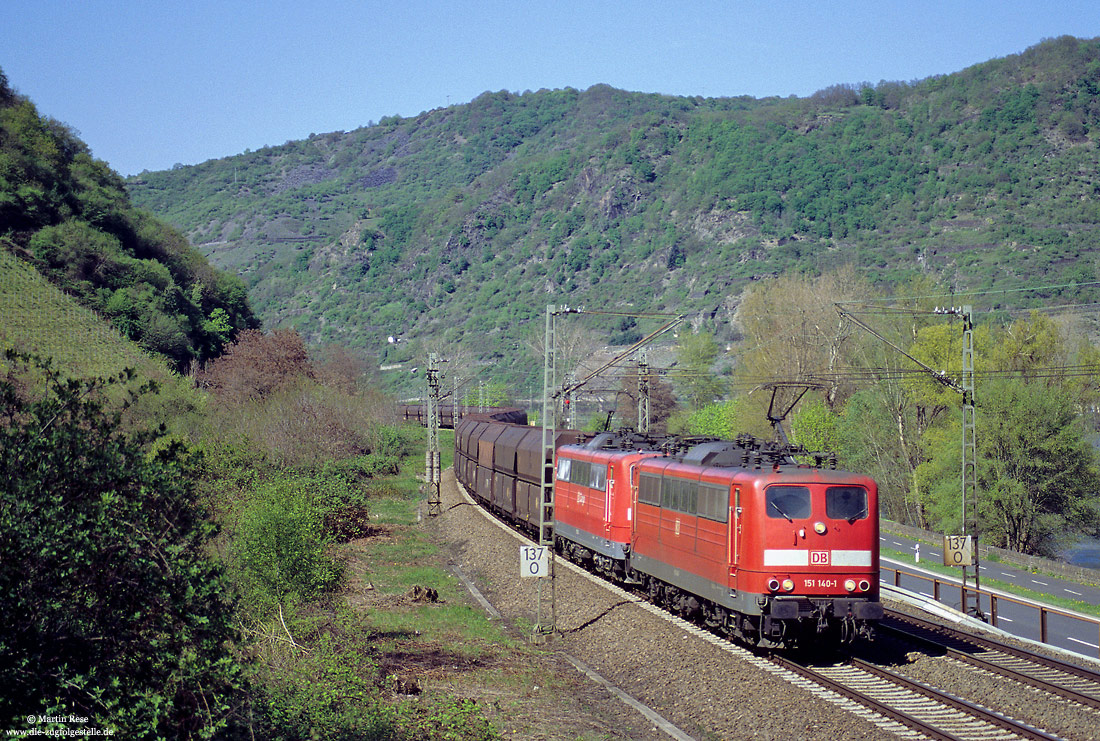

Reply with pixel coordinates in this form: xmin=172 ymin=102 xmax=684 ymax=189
xmin=520 ymin=546 xmax=549 ymax=578
xmin=943 ymin=534 xmax=974 ymax=567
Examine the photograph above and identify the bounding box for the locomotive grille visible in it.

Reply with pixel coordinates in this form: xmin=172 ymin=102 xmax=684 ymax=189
xmin=775 ymin=597 xmax=815 ymax=616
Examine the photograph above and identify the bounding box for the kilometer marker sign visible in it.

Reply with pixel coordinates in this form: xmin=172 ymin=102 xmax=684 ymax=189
xmin=943 ymin=534 xmax=974 ymax=566
xmin=520 ymin=545 xmax=549 ymax=578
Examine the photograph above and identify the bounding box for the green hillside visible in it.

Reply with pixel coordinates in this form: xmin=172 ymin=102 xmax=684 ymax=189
xmin=128 ymin=36 xmax=1100 ymax=390
xmin=0 ymin=68 xmax=258 ymax=372
xmin=0 ymin=246 xmax=210 ymax=439
xmin=0 ymin=248 xmax=165 ymax=378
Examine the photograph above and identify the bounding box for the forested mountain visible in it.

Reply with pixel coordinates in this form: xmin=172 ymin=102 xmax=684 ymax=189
xmin=128 ymin=36 xmax=1100 ymax=388
xmin=0 ymin=69 xmax=258 ymax=371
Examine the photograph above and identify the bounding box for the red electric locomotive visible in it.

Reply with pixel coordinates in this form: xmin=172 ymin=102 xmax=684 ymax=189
xmin=628 ymin=438 xmax=881 ymax=647
xmin=552 ymin=431 xmax=667 ymax=581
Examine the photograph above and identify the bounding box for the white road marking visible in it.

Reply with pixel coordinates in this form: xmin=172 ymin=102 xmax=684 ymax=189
xmin=1030 ymin=579 xmax=1049 ymax=586
xmin=892 ymin=541 xmax=904 ymax=547
xmin=1068 ymin=637 xmax=1100 ymax=649
xmin=1064 ymin=589 xmax=1083 ymax=596
xmin=1000 ymin=572 xmax=1017 ymax=578
xmin=998 ymin=616 xmax=1014 ymax=623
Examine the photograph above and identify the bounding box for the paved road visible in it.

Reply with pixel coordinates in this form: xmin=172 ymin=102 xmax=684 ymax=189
xmin=880 ymin=532 xmax=1100 ymax=605
xmin=880 ymin=533 xmax=1100 ymax=658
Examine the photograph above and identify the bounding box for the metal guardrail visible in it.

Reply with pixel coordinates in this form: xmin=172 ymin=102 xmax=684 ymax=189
xmin=883 ymin=564 xmax=1100 ymax=659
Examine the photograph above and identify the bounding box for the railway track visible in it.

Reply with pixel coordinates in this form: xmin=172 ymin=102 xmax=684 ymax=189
xmin=546 ymin=536 xmax=1100 ymax=738
xmin=880 ymin=611 xmax=1100 ymax=711
xmin=450 ymin=475 xmax=1100 ymax=738
xmin=774 ymin=654 xmax=1060 ymax=740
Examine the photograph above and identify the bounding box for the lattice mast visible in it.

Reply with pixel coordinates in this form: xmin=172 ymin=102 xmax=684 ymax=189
xmin=537 ymin=305 xmax=559 ymax=636
xmin=425 ymin=352 xmax=442 ymax=517
xmin=959 ymin=306 xmax=981 ymax=599
xmin=453 ymin=374 xmax=459 ymax=428
xmin=837 ymin=301 xmax=983 ymax=616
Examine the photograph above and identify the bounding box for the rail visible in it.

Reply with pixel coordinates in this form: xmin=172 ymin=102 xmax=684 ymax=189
xmin=771 ymin=654 xmax=1059 ymax=740
xmin=883 ymin=564 xmax=1100 ymax=659
xmin=883 ymin=611 xmax=1100 ymax=710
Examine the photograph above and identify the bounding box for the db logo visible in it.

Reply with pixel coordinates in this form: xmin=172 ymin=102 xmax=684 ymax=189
xmin=810 ymin=551 xmax=830 ymax=565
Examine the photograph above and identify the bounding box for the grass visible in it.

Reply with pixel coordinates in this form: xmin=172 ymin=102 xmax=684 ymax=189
xmin=327 ymin=425 xmax=644 ymax=739
xmin=328 ymin=484 xmax=572 ymax=739
xmin=343 ymin=483 xmax=521 ymax=652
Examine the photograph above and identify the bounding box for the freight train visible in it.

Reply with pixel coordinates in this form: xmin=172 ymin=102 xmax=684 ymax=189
xmin=449 ymin=409 xmax=882 ymax=648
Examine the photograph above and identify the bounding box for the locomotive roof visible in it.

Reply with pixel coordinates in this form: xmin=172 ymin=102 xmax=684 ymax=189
xmin=568 ymin=429 xmax=670 ymax=452
xmin=562 ymin=429 xmax=839 ymax=470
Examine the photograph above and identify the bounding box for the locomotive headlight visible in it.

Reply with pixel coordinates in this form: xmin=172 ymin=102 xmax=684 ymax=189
xmin=859 ymin=580 xmax=871 ymax=592
xmin=844 ymin=579 xmax=857 ymax=592
xmin=813 ymin=521 xmax=827 ymax=535
xmin=781 ymin=579 xmax=795 ymax=592
xmin=767 ymin=578 xmax=780 ymax=592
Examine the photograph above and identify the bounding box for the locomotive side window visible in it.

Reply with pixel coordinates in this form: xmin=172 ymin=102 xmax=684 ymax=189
xmin=570 ymin=461 xmax=591 ymax=486
xmin=638 ymin=473 xmax=661 ymax=505
xmin=589 ymin=465 xmax=607 ymax=490
xmin=826 ymin=486 xmax=868 ymax=521
xmin=766 ymin=485 xmax=811 ymax=520
xmin=698 ymin=483 xmax=729 ymax=523
xmin=660 ymin=477 xmax=701 ymax=515
xmin=661 ymin=477 xmax=676 ymax=509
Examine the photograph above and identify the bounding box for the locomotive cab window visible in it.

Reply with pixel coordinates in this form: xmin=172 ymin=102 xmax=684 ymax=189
xmin=826 ymin=486 xmax=868 ymax=521
xmin=765 ymin=485 xmax=811 ymax=521
xmin=556 ymin=458 xmax=571 ymax=482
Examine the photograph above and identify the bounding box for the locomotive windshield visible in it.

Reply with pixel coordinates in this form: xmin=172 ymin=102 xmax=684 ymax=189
xmin=826 ymin=486 xmax=868 ymax=521
xmin=765 ymin=485 xmax=811 ymax=521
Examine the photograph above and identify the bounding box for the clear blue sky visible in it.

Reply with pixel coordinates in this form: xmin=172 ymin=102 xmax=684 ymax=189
xmin=4 ymin=1 xmax=1100 ymax=176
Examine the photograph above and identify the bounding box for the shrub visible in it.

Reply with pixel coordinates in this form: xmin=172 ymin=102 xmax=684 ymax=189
xmin=232 ymin=476 xmax=343 ymax=613
xmin=0 ymin=352 xmax=245 ymax=736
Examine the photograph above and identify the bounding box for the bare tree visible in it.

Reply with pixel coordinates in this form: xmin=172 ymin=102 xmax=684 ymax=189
xmin=734 ymin=267 xmax=870 ymax=409
xmin=616 ymin=366 xmax=677 ymax=432
xmin=200 ymin=328 xmax=313 ymax=404
xmin=524 ymin=320 xmax=610 ymax=387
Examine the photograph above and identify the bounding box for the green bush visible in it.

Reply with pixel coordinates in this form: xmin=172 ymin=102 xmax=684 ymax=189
xmin=395 ymin=698 xmax=500 ymax=741
xmin=0 ymin=352 xmax=245 ymax=737
xmin=682 ymin=398 xmax=743 ymax=438
xmin=232 ymin=476 xmax=343 ymax=613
